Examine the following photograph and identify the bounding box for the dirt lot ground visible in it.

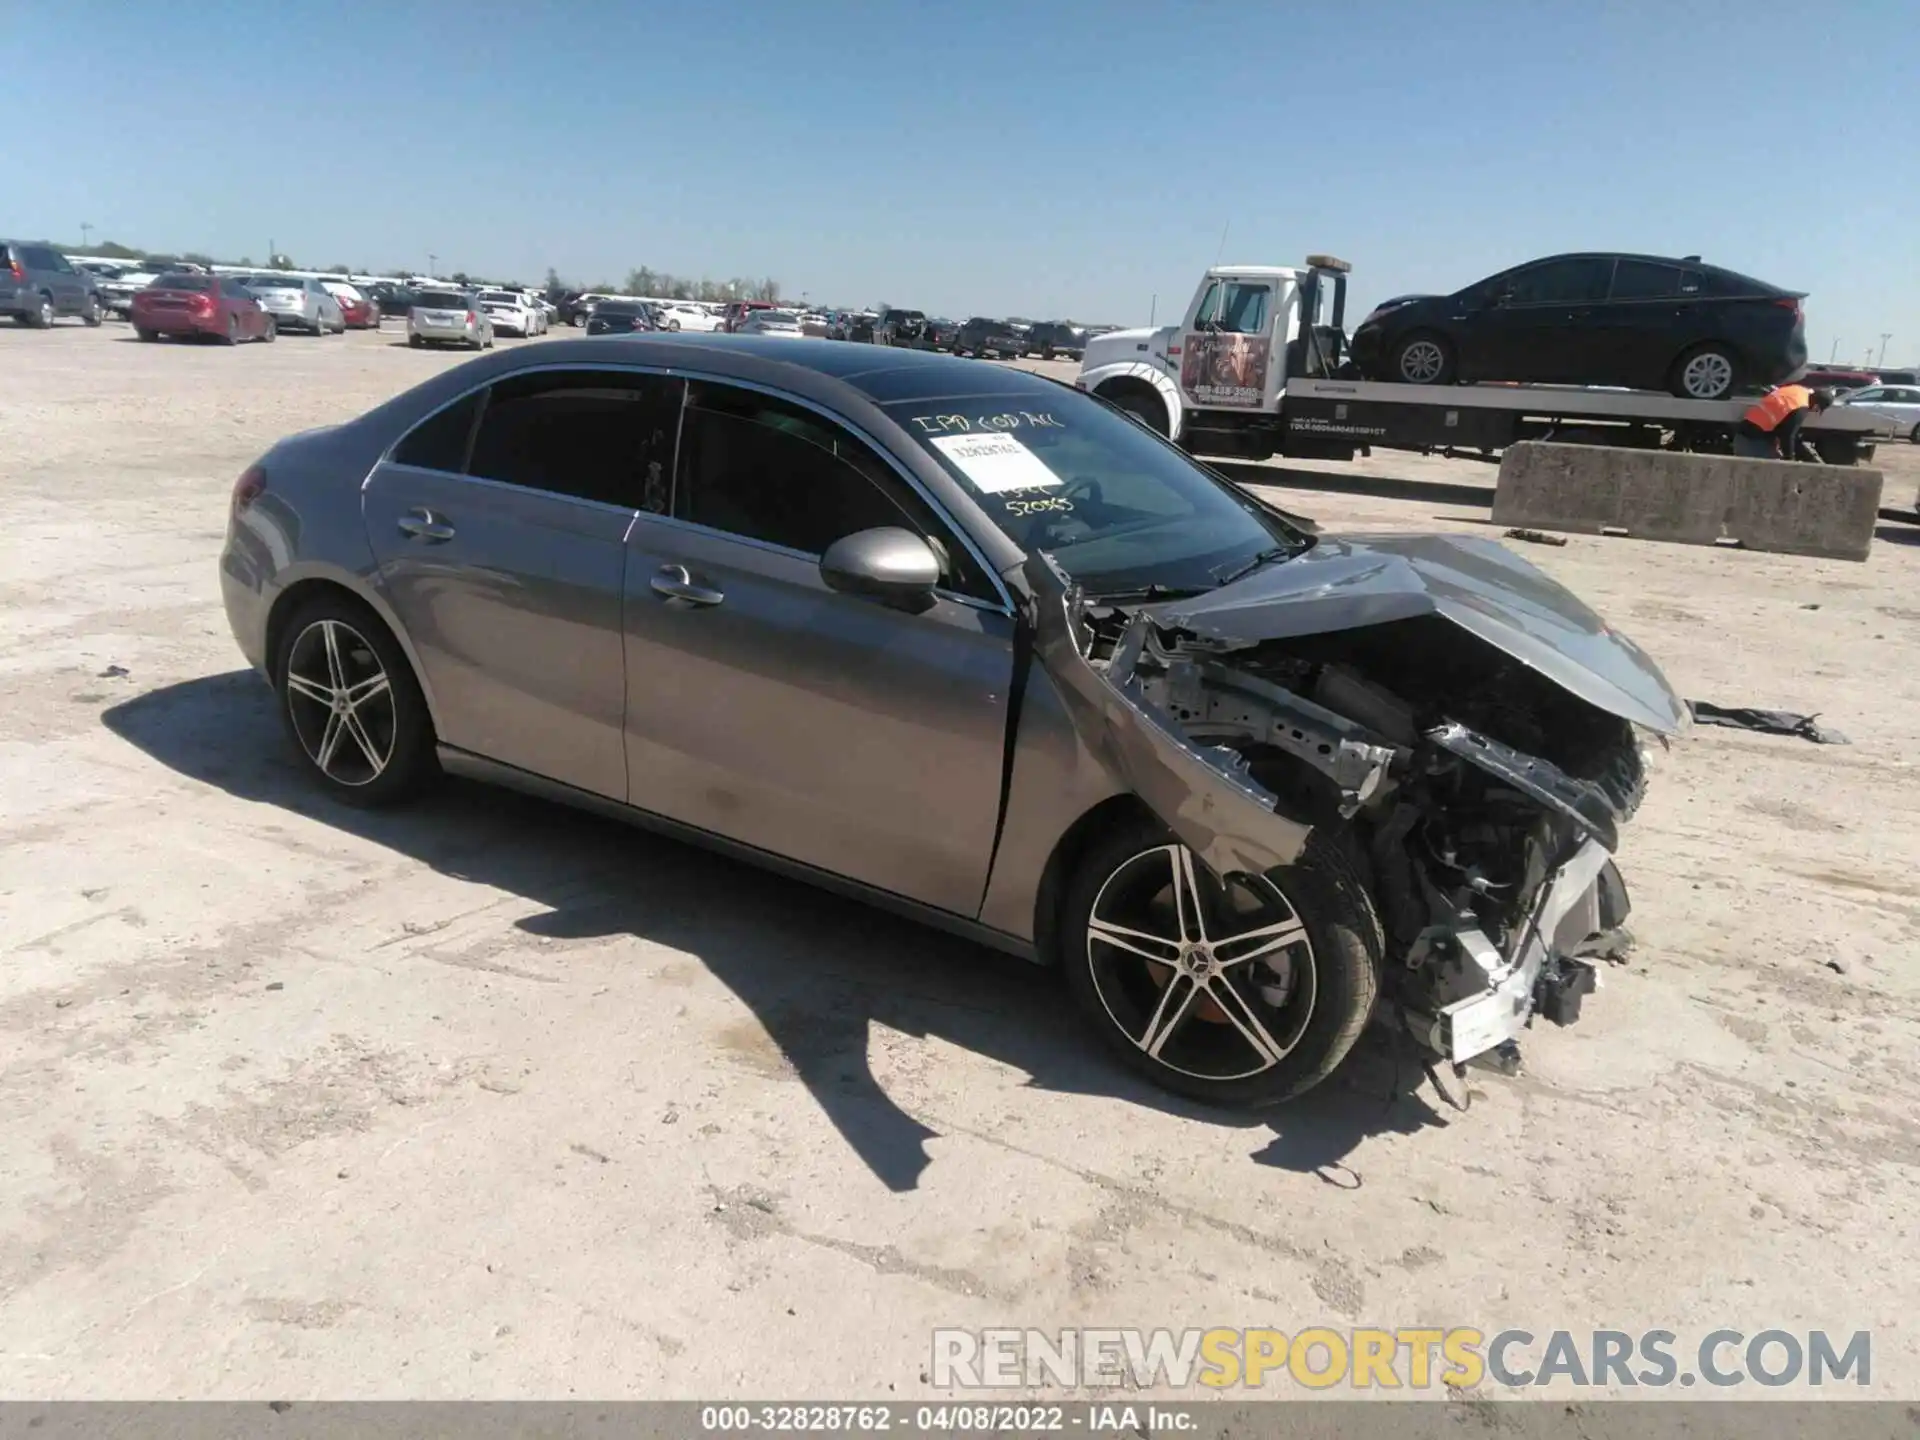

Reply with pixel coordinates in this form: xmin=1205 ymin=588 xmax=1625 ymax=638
xmin=2 ymin=321 xmax=1917 ymax=1400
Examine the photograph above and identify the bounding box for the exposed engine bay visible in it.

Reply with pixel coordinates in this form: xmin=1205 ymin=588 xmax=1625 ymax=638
xmin=1018 ymin=523 xmax=1684 ymax=1074
xmin=1097 ymin=601 xmax=1657 ymax=1065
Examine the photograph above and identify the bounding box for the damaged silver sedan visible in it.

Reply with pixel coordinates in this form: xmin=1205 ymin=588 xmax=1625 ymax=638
xmin=219 ymin=337 xmax=1685 ymax=1107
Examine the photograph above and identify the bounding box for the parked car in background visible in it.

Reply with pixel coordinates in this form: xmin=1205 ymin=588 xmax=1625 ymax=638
xmin=2 ymin=240 xmax=104 ymax=327
xmin=1875 ymin=369 xmax=1919 ymax=386
xmin=1025 ymin=321 xmax=1087 ymax=360
xmin=736 ymin=308 xmax=805 ymax=337
xmin=801 ymin=311 xmax=832 ymax=337
xmin=362 ymin=282 xmax=416 ymax=318
xmin=875 ymin=308 xmax=928 ymax=346
xmin=1838 ymin=383 xmax=1920 ymax=443
xmin=721 ymin=299 xmax=776 ymax=333
xmin=1801 ymin=368 xmax=1876 ymax=394
xmin=407 ymin=289 xmax=493 ymax=349
xmin=478 ymin=290 xmax=547 ymax=337
xmin=951 ymin=316 xmax=1024 ymax=359
xmin=922 ymin=317 xmax=957 ymax=350
xmin=1351 ymin=252 xmax=1808 ymax=400
xmin=131 ymin=273 xmax=275 ymax=344
xmin=585 ymin=300 xmax=657 ymax=336
xmin=657 ymin=302 xmax=723 ymax=332
xmin=323 ymin=281 xmax=380 ymax=330
xmin=245 ymin=275 xmax=344 ymax=335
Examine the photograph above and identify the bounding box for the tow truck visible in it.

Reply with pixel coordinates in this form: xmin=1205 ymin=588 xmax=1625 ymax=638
xmin=1075 ymin=257 xmax=1886 ymax=467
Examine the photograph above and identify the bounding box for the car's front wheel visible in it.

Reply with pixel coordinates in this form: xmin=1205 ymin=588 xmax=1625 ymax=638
xmin=273 ymin=595 xmax=438 ymax=808
xmin=83 ymin=295 xmax=103 ymax=327
xmin=1391 ymin=332 xmax=1454 ymax=385
xmin=1671 ymin=343 xmax=1739 ymax=400
xmin=1060 ymin=819 xmax=1382 ymax=1107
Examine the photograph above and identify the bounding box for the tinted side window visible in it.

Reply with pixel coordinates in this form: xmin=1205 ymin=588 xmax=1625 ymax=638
xmin=1506 ymin=258 xmax=1614 ymax=305
xmin=220 ymin=278 xmax=252 ymax=298
xmin=1609 ymin=261 xmax=1682 ymax=300
xmin=392 ymin=390 xmax=483 ymax=473
xmin=467 ymin=369 xmax=681 ymax=509
xmin=22 ymin=245 xmax=59 ymax=269
xmin=675 ymin=382 xmax=991 ymax=596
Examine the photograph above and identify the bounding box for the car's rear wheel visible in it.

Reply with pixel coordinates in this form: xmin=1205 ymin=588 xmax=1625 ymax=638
xmin=32 ymin=294 xmax=55 ymax=329
xmin=1910 ymin=423 xmax=1920 ymax=445
xmin=135 ymin=327 xmax=157 ymax=342
xmin=273 ymin=595 xmax=438 ymax=808
xmin=82 ymin=295 xmax=103 ymax=327
xmin=223 ymin=315 xmax=240 ymax=346
xmin=1059 ymin=818 xmax=1382 ymax=1107
xmin=261 ymin=320 xmax=275 ymax=343
xmin=1672 ymin=343 xmax=1739 ymax=400
xmin=1391 ymin=332 xmax=1454 ymax=385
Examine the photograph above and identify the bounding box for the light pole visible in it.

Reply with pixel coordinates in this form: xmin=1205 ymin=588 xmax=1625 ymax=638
xmin=1878 ymin=333 xmax=1893 ymax=367
xmin=428 ymin=252 xmax=438 ymax=279
xmin=1828 ymin=338 xmax=1839 ymax=363
xmin=79 ymin=221 xmax=93 ymax=251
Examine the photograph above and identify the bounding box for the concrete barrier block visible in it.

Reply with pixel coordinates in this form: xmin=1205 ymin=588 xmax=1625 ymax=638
xmin=1492 ymin=442 xmax=1885 ymax=562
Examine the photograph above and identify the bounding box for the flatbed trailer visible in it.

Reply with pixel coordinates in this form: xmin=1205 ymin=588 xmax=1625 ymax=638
xmin=1280 ymin=376 xmax=1886 ymax=467
xmin=1077 ymin=257 xmax=1890 ymax=467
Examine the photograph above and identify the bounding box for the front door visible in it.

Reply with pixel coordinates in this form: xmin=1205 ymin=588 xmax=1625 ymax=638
xmin=620 ymin=379 xmax=1015 ymax=918
xmin=1178 ymin=277 xmax=1279 ymax=413
xmin=362 ymin=368 xmax=681 ymax=799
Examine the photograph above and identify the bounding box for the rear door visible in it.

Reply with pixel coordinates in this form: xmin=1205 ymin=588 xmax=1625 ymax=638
xmin=1591 ymin=258 xmax=1689 ymax=388
xmin=619 ymin=379 xmax=1015 ymax=917
xmin=1470 ymin=257 xmax=1616 ymax=383
xmin=363 ymin=368 xmax=681 ymax=798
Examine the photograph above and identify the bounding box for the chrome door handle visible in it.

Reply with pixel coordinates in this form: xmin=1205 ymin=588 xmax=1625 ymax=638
xmin=396 ymin=507 xmax=455 ymax=542
xmin=650 ymin=563 xmax=724 ymax=607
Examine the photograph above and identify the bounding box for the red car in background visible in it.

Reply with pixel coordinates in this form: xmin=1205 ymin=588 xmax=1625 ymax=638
xmin=325 ymin=282 xmax=380 ymax=330
xmin=130 ymin=273 xmax=275 ymax=344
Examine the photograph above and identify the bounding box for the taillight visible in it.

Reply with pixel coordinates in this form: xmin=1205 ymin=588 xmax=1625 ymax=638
xmin=466 ymin=311 xmax=477 ymax=324
xmin=1774 ymin=297 xmax=1802 ymax=314
xmin=193 ymin=295 xmax=213 ymax=312
xmin=7 ymin=259 xmax=22 ymax=281
xmin=232 ymin=465 xmax=266 ymax=516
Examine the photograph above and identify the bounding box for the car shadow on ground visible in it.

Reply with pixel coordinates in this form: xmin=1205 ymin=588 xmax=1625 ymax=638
xmin=1875 ymin=519 xmax=1920 ymax=547
xmin=1209 ymin=460 xmax=1496 ymax=509
xmin=102 ymin=672 xmax=1453 ymax=1192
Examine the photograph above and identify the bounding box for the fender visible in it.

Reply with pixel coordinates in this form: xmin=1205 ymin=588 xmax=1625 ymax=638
xmin=1080 ymin=359 xmax=1188 ymax=439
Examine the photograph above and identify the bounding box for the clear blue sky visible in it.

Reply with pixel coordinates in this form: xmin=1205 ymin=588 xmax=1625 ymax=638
xmin=9 ymin=0 xmax=1915 ymax=362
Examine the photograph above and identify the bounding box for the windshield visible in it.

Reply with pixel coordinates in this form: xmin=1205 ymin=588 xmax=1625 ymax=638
xmin=250 ymin=276 xmax=303 ymax=290
xmin=880 ymin=385 xmax=1306 ymax=594
xmin=148 ymin=274 xmax=212 ymax=291
xmin=756 ymin=311 xmax=801 ymax=324
xmin=479 ymin=292 xmax=519 ymax=304
xmin=416 ymin=291 xmax=468 ymax=309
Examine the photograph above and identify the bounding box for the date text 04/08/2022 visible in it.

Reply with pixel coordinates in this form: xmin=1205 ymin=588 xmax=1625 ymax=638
xmin=697 ymin=1402 xmax=1198 ymax=1433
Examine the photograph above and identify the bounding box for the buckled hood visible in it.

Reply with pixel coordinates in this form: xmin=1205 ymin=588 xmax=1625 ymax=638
xmin=1144 ymin=533 xmax=1687 ymax=736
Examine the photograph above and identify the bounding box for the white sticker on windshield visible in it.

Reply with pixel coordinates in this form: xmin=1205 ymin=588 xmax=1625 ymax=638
xmin=928 ymin=432 xmax=1061 ymax=494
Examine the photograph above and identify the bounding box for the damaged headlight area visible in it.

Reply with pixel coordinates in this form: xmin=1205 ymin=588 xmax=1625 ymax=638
xmin=1090 ymin=603 xmax=1653 ymax=1070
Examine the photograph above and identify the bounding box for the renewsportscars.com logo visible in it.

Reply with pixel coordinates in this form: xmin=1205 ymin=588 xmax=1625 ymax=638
xmin=931 ymin=1327 xmax=1872 ymax=1392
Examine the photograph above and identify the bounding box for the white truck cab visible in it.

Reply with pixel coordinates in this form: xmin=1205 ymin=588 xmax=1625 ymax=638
xmin=1077 ymin=257 xmax=1352 ymax=460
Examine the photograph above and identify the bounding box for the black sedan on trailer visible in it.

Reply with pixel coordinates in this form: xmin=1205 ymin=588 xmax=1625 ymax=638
xmin=1350 ymin=252 xmax=1809 ymax=400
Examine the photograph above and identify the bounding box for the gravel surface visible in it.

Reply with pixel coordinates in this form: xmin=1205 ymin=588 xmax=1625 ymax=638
xmin=2 ymin=320 xmax=1917 ymax=1399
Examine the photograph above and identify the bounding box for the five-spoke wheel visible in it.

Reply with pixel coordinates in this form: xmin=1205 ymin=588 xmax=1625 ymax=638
xmin=273 ymin=595 xmax=437 ymax=806
xmin=1061 ymin=818 xmax=1382 ymax=1106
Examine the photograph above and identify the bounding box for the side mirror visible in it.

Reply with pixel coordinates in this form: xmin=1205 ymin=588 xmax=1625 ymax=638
xmin=820 ymin=527 xmax=941 ymax=612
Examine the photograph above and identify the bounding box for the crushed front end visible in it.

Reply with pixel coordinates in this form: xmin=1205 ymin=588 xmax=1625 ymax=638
xmin=1026 ymin=534 xmax=1684 ymax=1075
